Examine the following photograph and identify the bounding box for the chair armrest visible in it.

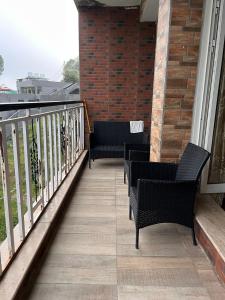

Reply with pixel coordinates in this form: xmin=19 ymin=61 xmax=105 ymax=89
xmin=129 ymin=150 xmax=149 ymax=162
xmin=124 ymin=143 xmax=150 ymax=160
xmin=130 ymin=161 xmax=178 ymax=187
xmin=137 ymin=179 xmax=197 ymax=211
xmin=89 ymin=132 xmax=95 ymax=149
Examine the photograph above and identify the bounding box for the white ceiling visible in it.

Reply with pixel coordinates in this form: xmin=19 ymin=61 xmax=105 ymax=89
xmin=140 ymin=0 xmax=159 ymax=22
xmin=75 ymin=0 xmax=141 ymax=7
xmin=75 ymin=0 xmax=159 ymax=21
xmin=97 ymin=0 xmax=141 ymax=6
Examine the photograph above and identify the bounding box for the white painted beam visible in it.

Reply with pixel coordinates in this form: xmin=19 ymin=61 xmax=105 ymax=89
xmin=140 ymin=0 xmax=159 ymax=22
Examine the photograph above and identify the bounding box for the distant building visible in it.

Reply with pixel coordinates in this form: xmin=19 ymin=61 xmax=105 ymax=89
xmin=16 ymin=73 xmax=79 ymax=96
xmin=0 ymin=85 xmax=17 ymax=94
xmin=0 ymin=74 xmax=80 ymax=121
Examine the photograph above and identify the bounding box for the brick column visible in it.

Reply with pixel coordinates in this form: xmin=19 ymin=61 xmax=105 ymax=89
xmin=151 ymin=0 xmax=203 ymax=162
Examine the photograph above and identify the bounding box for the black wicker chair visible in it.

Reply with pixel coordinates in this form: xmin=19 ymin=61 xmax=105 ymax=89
xmin=124 ymin=148 xmax=150 ymax=195
xmin=124 ymin=145 xmax=150 ymax=181
xmin=129 ymin=143 xmax=210 ymax=249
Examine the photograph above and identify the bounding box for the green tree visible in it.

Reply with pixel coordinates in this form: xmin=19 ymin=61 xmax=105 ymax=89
xmin=0 ymin=55 xmax=4 ymax=76
xmin=63 ymin=57 xmax=79 ymax=83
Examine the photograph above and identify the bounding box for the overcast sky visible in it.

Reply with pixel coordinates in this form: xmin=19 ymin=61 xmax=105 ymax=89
xmin=0 ymin=0 xmax=79 ymax=89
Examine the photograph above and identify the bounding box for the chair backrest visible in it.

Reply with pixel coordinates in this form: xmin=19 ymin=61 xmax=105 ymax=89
xmin=93 ymin=121 xmax=129 ymax=145
xmin=93 ymin=121 xmax=146 ymax=145
xmin=175 ymin=143 xmax=210 ymax=181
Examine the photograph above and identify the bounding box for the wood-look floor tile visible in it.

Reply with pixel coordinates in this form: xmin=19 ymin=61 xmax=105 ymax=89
xmin=117 ymin=228 xmax=182 ymax=245
xmin=58 ymin=223 xmax=116 ymax=235
xmin=53 ymin=232 xmax=116 ymax=245
xmin=192 ymin=269 xmax=225 ymax=299
xmin=70 ymin=197 xmax=115 ymax=206
xmin=28 ymin=159 xmax=225 ymax=299
xmin=117 ymin=256 xmax=193 ymax=269
xmin=61 ymin=216 xmax=115 ymax=226
xmin=191 ymin=256 xmax=213 ymax=270
xmin=50 ymin=243 xmax=116 ymax=256
xmin=29 ymin=284 xmax=117 ymax=300
xmin=116 ymin=196 xmax=128 ymax=206
xmin=118 ymin=268 xmax=202 ymax=287
xmin=36 ymin=266 xmax=117 ymax=285
xmin=198 ymin=269 xmax=225 ymax=292
xmin=74 ymin=189 xmax=115 ymax=196
xmin=118 ymin=286 xmax=210 ymax=300
xmin=65 ymin=204 xmax=116 ymax=218
xmin=116 ymin=189 xmax=128 ymax=197
xmin=43 ymin=254 xmax=116 ymax=269
xmin=117 ymin=243 xmax=188 ymax=257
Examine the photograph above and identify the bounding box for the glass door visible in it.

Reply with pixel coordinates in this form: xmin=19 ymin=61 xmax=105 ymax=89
xmin=200 ymin=0 xmax=225 ymax=195
xmin=208 ymin=45 xmax=225 ymax=186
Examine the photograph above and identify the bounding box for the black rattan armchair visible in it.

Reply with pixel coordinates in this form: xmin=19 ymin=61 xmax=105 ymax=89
xmin=129 ymin=143 xmax=210 ymax=249
xmin=124 ymin=148 xmax=150 ymax=195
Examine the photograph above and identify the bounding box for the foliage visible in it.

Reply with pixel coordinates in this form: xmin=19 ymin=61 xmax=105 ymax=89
xmin=0 ymin=199 xmax=26 ymax=242
xmin=62 ymin=57 xmax=79 ymax=83
xmin=0 ymin=55 xmax=4 ymax=76
xmin=0 ymin=119 xmax=66 ymax=241
xmin=0 ymin=125 xmax=37 ymax=242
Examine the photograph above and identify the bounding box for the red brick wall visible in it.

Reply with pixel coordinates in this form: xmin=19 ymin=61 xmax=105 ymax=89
xmin=79 ymin=7 xmax=156 ymax=142
xmin=151 ymin=0 xmax=203 ymax=162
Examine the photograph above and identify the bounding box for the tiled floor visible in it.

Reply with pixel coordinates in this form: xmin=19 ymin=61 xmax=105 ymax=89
xmin=29 ymin=159 xmax=225 ymax=300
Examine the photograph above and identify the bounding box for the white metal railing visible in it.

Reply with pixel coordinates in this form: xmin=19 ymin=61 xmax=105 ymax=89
xmin=0 ymin=102 xmax=84 ymax=274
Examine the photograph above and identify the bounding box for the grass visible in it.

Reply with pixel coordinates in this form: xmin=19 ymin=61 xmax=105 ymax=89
xmin=0 ymin=199 xmax=26 ymax=242
xmin=0 ymin=141 xmax=27 ymax=242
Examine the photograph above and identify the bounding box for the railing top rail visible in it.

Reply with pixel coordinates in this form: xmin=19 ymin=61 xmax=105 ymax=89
xmin=0 ymin=105 xmax=83 ymax=125
xmin=0 ymin=100 xmax=83 ymax=112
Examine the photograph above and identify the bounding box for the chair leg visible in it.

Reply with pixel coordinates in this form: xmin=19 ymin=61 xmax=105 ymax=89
xmin=129 ymin=205 xmax=132 ymax=220
xmin=89 ymin=157 xmax=91 ymax=169
xmin=135 ymin=228 xmax=139 ymax=249
xmin=192 ymin=227 xmax=197 ymax=246
xmin=124 ymin=170 xmax=126 ymax=184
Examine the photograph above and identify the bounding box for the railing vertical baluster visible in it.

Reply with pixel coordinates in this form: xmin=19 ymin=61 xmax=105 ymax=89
xmin=65 ymin=109 xmax=69 ymax=173
xmin=11 ymin=123 xmax=25 ymax=240
xmin=71 ymin=109 xmax=75 ymax=165
xmin=63 ymin=107 xmax=67 ymax=175
xmin=74 ymin=108 xmax=77 ymax=159
xmin=67 ymin=110 xmax=72 ymax=168
xmin=42 ymin=116 xmax=49 ymax=202
xmin=73 ymin=109 xmax=77 ymax=161
xmin=0 ymin=252 xmax=2 ymax=275
xmin=78 ymin=108 xmax=81 ymax=152
xmin=53 ymin=113 xmax=58 ymax=188
xmin=48 ymin=114 xmax=54 ymax=195
xmin=57 ymin=112 xmax=62 ymax=183
xmin=69 ymin=110 xmax=72 ymax=167
xmin=36 ymin=117 xmax=44 ymax=208
xmin=80 ymin=105 xmax=85 ymax=151
xmin=75 ymin=108 xmax=79 ymax=155
xmin=0 ymin=125 xmax=15 ymax=256
xmin=22 ymin=117 xmax=34 ymax=226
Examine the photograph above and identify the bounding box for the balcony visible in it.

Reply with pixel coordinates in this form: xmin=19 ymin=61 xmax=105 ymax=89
xmin=27 ymin=160 xmax=225 ymax=299
xmin=0 ymin=102 xmax=225 ymax=299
